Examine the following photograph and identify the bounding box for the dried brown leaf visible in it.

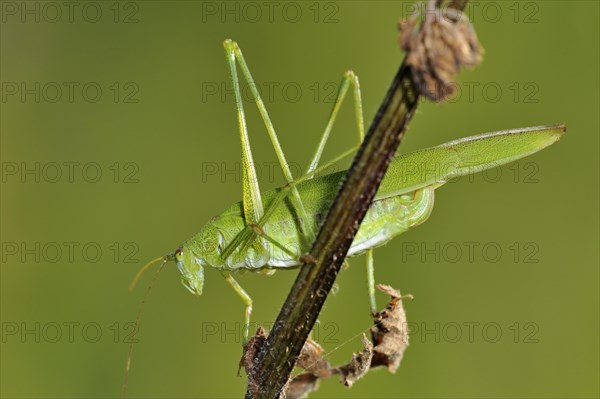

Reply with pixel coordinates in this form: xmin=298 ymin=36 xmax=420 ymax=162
xmin=335 ymin=335 xmax=374 ymax=388
xmin=284 ymin=338 xmax=330 ymax=398
xmin=371 ymin=284 xmax=411 ymax=373
xmin=296 ymin=338 xmax=332 ymax=379
xmin=243 ymin=327 xmax=268 ymax=397
xmin=285 ymin=373 xmax=320 ymax=399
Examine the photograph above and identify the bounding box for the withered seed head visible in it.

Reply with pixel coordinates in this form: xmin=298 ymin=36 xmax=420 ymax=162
xmin=398 ymin=5 xmax=483 ymax=102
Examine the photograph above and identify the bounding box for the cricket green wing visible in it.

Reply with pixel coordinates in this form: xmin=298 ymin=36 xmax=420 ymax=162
xmin=215 ymin=125 xmax=564 ymax=229
xmin=376 ymin=124 xmax=565 ymax=199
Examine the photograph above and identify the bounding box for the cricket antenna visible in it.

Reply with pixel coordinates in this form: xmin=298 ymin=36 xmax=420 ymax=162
xmin=121 ymin=255 xmax=170 ymax=397
xmin=128 ymin=256 xmax=165 ymax=292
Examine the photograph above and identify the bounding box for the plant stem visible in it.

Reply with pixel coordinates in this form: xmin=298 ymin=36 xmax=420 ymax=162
xmin=246 ymin=2 xmax=469 ymax=397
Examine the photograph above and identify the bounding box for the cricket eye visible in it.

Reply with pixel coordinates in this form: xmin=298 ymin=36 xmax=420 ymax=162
xmin=175 ymin=248 xmax=184 ymax=261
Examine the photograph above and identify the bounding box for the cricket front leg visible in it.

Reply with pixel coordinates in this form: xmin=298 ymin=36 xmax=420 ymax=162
xmin=221 ymin=271 xmax=253 ymax=342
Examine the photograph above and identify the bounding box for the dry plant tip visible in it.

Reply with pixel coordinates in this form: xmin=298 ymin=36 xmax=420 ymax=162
xmin=398 ymin=0 xmax=483 ymax=102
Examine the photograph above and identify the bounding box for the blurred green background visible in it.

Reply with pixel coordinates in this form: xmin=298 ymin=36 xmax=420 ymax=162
xmin=1 ymin=1 xmax=598 ymax=398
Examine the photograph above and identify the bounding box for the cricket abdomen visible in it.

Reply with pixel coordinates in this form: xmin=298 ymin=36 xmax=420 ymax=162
xmin=348 ymin=186 xmax=434 ymax=257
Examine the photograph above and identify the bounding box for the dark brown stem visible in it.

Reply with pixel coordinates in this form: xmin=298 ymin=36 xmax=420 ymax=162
xmin=246 ymin=2 xmax=470 ymax=398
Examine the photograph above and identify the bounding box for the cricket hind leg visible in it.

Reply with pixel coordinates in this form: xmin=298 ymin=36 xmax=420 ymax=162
xmin=223 ymin=39 xmax=312 ymax=242
xmin=253 ymin=69 xmax=368 ymax=252
xmin=222 ymin=43 xmax=367 ymax=261
xmin=235 ymin=70 xmax=367 ymax=261
xmin=306 ymin=70 xmax=366 ymax=176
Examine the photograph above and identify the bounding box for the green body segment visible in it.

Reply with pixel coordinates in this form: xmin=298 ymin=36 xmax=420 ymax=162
xmin=198 ymin=182 xmax=435 ymax=271
xmin=181 ymin=125 xmax=564 ymax=275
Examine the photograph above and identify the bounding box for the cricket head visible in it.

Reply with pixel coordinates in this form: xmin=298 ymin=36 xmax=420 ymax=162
xmin=129 ymin=226 xmax=221 ymax=297
xmin=175 ymin=224 xmax=223 ymax=296
xmin=174 ymin=245 xmax=205 ymax=296
xmin=127 ymin=246 xmax=204 ymax=297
